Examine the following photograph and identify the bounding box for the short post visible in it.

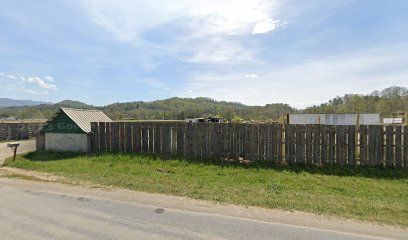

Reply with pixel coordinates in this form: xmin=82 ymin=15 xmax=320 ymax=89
xmin=7 ymin=142 xmax=20 ymax=162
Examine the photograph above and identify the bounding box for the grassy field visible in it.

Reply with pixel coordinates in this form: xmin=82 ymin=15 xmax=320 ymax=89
xmin=4 ymin=151 xmax=408 ymax=226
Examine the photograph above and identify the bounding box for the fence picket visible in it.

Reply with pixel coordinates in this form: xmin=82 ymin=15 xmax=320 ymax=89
xmin=89 ymin=122 xmax=404 ymax=168
xmin=385 ymin=126 xmax=394 ymax=166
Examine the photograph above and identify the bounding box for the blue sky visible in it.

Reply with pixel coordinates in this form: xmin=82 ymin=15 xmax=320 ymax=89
xmin=0 ymin=0 xmax=407 ymax=107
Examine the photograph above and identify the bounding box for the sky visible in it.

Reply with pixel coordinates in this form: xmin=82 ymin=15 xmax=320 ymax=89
xmin=0 ymin=0 xmax=407 ymax=108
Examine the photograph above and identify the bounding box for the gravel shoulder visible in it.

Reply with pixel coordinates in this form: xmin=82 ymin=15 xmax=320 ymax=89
xmin=0 ymin=140 xmax=36 ymax=166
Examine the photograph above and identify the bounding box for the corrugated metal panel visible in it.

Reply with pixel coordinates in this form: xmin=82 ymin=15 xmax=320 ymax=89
xmin=61 ymin=108 xmax=112 ymax=134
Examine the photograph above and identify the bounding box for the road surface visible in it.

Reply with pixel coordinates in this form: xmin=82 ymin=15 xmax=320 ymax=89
xmin=0 ymin=178 xmax=404 ymax=240
xmin=0 ymin=140 xmax=36 ymax=166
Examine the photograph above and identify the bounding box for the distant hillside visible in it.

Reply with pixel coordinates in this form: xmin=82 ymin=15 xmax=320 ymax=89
xmin=56 ymin=100 xmax=94 ymax=109
xmin=304 ymin=86 xmax=408 ymax=116
xmin=0 ymin=98 xmax=52 ymax=107
xmin=0 ymin=86 xmax=406 ymax=120
xmin=0 ymin=97 xmax=294 ymax=121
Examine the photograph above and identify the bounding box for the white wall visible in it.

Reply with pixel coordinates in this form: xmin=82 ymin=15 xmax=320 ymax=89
xmin=45 ymin=133 xmax=90 ymax=152
xmin=289 ymin=114 xmax=380 ymax=125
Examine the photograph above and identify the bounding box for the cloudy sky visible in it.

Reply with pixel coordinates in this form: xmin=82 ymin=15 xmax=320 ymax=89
xmin=0 ymin=0 xmax=407 ymax=107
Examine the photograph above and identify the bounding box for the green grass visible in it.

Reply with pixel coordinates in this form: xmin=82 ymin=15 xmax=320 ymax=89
xmin=4 ymin=151 xmax=408 ymax=226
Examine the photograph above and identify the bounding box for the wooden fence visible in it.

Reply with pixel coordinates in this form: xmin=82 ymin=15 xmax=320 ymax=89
xmin=90 ymin=122 xmax=408 ymax=168
xmin=0 ymin=122 xmax=43 ymax=141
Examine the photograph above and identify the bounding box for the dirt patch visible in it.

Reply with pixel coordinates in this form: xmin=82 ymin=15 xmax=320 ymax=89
xmin=0 ymin=166 xmax=63 ymax=181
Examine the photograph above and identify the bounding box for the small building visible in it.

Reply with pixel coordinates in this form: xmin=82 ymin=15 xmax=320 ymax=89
xmin=38 ymin=108 xmax=112 ymax=152
xmin=286 ymin=113 xmax=380 ymax=125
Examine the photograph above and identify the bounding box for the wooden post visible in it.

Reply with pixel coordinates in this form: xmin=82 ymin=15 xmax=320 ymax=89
xmin=395 ymin=126 xmax=402 ymax=167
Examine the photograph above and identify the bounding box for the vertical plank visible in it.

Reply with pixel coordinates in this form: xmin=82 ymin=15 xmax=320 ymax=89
xmin=395 ymin=126 xmax=402 ymax=167
xmin=258 ymin=124 xmax=266 ymax=161
xmin=112 ymin=122 xmax=120 ymax=152
xmin=148 ymin=125 xmax=154 ymax=153
xmin=359 ymin=125 xmax=367 ymax=165
xmin=313 ymin=125 xmax=321 ymax=165
xmin=328 ymin=125 xmax=336 ymax=164
xmin=347 ymin=125 xmax=356 ymax=165
xmin=177 ymin=123 xmax=185 ymax=156
xmin=242 ymin=124 xmax=248 ymax=160
xmin=132 ymin=123 xmax=141 ymax=152
xmin=271 ymin=124 xmax=277 ymax=163
xmin=161 ymin=123 xmax=169 ymax=155
xmin=185 ymin=122 xmax=192 ymax=158
xmin=299 ymin=125 xmax=306 ymax=164
xmin=306 ymin=125 xmax=313 ymax=165
xmin=285 ymin=124 xmax=294 ymax=165
xmin=404 ymin=126 xmax=408 ymax=168
xmin=368 ymin=125 xmax=376 ymax=165
xmin=201 ymin=123 xmax=209 ymax=159
xmin=385 ymin=125 xmax=394 ymax=167
xmin=216 ymin=124 xmax=223 ymax=160
xmin=118 ymin=123 xmax=125 ymax=152
xmin=277 ymin=124 xmax=283 ymax=164
xmin=154 ymin=123 xmax=162 ymax=153
xmin=125 ymin=123 xmax=132 ymax=152
xmin=321 ymin=125 xmax=328 ymax=165
xmin=373 ymin=125 xmax=383 ymax=166
xmin=336 ymin=125 xmax=345 ymax=165
xmin=141 ymin=123 xmax=148 ymax=152
xmin=99 ymin=122 xmax=106 ymax=151
xmin=91 ymin=122 xmax=99 ymax=153
xmin=105 ymin=122 xmax=111 ymax=151
xmin=265 ymin=124 xmax=272 ymax=162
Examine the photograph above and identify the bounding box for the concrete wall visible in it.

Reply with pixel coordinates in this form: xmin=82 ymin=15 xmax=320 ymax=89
xmin=288 ymin=114 xmax=380 ymax=125
xmin=45 ymin=133 xmax=90 ymax=152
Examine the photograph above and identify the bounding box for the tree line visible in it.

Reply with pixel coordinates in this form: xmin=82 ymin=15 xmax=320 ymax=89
xmin=0 ymin=86 xmax=406 ymax=121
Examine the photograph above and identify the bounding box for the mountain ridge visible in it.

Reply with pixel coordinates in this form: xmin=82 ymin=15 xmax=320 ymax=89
xmin=0 ymin=86 xmax=406 ymax=120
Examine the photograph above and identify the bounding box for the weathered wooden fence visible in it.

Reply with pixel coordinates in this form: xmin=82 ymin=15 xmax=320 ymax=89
xmin=0 ymin=122 xmax=43 ymax=141
xmin=90 ymin=122 xmax=408 ymax=168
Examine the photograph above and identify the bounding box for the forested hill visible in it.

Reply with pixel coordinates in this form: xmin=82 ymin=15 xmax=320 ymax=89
xmin=0 ymin=86 xmax=406 ymax=121
xmin=0 ymin=97 xmax=295 ymax=121
xmin=304 ymin=86 xmax=408 ymax=115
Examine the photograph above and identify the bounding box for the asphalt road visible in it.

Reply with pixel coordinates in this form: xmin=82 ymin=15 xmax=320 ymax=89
xmin=0 ymin=184 xmax=394 ymax=240
xmin=0 ymin=140 xmax=36 ymax=165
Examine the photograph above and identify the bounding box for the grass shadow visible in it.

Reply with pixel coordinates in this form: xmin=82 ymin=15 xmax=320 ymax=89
xmin=18 ymin=151 xmax=408 ymax=180
xmin=157 ymin=153 xmax=408 ymax=180
xmin=21 ymin=151 xmax=89 ymax=162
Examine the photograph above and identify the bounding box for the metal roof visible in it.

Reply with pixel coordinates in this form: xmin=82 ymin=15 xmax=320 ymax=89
xmin=59 ymin=108 xmax=112 ymax=134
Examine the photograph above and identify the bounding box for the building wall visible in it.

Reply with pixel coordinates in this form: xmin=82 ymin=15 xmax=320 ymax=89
xmin=43 ymin=113 xmax=83 ymax=134
xmin=45 ymin=133 xmax=90 ymax=152
xmin=288 ymin=114 xmax=380 ymax=125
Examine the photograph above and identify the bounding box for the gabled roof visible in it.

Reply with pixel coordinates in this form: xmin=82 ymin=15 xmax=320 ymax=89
xmin=47 ymin=108 xmax=112 ymax=134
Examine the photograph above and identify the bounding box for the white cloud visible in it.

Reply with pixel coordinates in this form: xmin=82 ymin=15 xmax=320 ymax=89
xmin=245 ymin=74 xmax=259 ymax=78
xmin=80 ymin=0 xmax=281 ymax=37
xmin=44 ymin=76 xmax=54 ymax=81
xmin=22 ymin=89 xmax=49 ymax=95
xmin=5 ymin=74 xmax=18 ymax=80
xmin=26 ymin=77 xmax=57 ymax=89
xmin=78 ymin=0 xmax=283 ymax=64
xmin=0 ymin=72 xmax=57 ymax=90
xmin=181 ymin=46 xmax=408 ymax=107
xmin=252 ymin=19 xmax=285 ymax=34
